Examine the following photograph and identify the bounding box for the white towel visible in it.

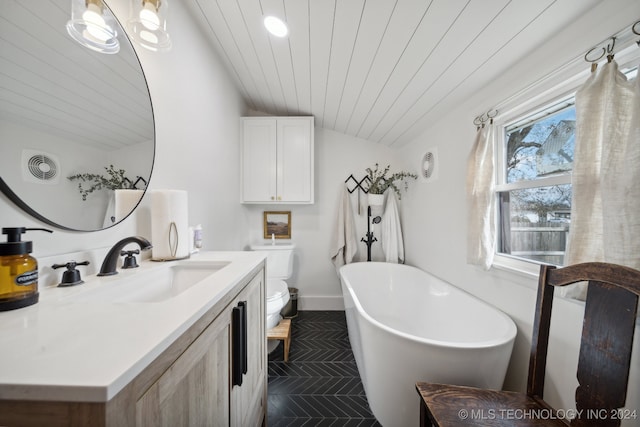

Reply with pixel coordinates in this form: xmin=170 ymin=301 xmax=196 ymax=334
xmin=330 ymin=185 xmax=358 ymax=270
xmin=115 ymin=189 xmax=144 ymax=222
xmin=381 ymin=188 xmax=404 ymax=263
xmin=102 ymin=192 xmax=116 ymax=227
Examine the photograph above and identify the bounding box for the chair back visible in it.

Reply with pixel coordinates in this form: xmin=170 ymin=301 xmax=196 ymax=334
xmin=527 ymin=262 xmax=640 ymax=425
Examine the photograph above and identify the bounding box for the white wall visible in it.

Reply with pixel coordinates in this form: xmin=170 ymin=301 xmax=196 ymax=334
xmin=0 ymin=0 xmax=248 ymax=268
xmin=398 ymin=0 xmax=640 ymax=418
xmin=241 ymin=127 xmax=400 ymax=309
xmin=123 ymin=1 xmax=249 ymax=252
xmin=0 ymin=119 xmax=120 ymax=230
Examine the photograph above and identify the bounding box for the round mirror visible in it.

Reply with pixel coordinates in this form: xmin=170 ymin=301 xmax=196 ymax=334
xmin=0 ymin=1 xmax=154 ymax=231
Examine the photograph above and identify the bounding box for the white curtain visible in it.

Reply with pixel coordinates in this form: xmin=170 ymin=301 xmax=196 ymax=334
xmin=380 ymin=187 xmax=404 ymax=264
xmin=466 ymin=123 xmax=496 ymax=270
xmin=563 ymin=60 xmax=640 ymax=299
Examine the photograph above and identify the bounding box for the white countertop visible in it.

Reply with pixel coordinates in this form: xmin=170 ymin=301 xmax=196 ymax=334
xmin=0 ymin=251 xmax=266 ymax=403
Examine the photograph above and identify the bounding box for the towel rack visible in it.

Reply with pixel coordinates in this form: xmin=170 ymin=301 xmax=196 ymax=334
xmin=132 ymin=176 xmax=147 ymax=190
xmin=345 ymin=174 xmax=371 ymax=194
xmin=345 ymin=174 xmax=371 ymax=215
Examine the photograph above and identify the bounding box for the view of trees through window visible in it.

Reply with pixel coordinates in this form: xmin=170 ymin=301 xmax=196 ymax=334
xmin=499 ymin=105 xmax=575 ymax=265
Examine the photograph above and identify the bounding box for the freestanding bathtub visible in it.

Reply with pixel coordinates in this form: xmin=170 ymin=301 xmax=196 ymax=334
xmin=339 ymin=262 xmax=517 ymax=427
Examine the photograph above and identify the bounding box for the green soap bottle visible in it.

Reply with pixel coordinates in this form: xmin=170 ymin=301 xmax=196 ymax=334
xmin=0 ymin=227 xmax=52 ymax=311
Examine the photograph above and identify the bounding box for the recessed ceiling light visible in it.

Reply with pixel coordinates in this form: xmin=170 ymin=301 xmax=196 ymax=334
xmin=264 ymin=16 xmax=288 ymax=37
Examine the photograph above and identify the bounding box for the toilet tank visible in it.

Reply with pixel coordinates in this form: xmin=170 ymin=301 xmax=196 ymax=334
xmin=250 ymin=243 xmax=295 ymax=280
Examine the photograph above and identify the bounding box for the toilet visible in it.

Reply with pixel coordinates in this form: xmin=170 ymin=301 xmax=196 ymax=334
xmin=250 ymin=243 xmax=295 ymax=333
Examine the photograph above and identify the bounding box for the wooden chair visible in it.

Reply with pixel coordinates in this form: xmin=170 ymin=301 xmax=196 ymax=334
xmin=416 ymin=262 xmax=640 ymax=426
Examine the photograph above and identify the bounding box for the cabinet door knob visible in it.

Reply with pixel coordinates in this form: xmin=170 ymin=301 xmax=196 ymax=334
xmin=271 ymin=196 xmax=275 ymax=200
xmin=277 ymin=196 xmax=281 ymax=201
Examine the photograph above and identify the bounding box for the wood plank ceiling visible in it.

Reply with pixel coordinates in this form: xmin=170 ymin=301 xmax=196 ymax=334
xmin=189 ymin=0 xmax=601 ymax=147
xmin=0 ymin=1 xmax=153 ymax=151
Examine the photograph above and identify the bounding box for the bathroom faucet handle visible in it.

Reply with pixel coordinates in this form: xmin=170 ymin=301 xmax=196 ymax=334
xmin=120 ymin=250 xmax=140 ymax=269
xmin=52 ymin=260 xmax=90 ymax=287
xmin=120 ymin=249 xmax=140 ymax=256
xmin=52 ymin=260 xmax=90 ymax=270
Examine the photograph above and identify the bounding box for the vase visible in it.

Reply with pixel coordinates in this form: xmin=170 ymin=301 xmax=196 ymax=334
xmin=368 ymin=193 xmax=385 ymax=206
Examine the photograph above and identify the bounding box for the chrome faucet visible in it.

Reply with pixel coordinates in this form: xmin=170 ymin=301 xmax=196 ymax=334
xmin=97 ymin=236 xmax=152 ymax=276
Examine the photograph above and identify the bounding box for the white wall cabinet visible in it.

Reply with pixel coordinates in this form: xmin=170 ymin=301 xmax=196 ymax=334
xmin=242 ymin=116 xmax=314 ymax=204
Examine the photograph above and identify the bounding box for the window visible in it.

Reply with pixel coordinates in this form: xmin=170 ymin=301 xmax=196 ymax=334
xmin=486 ymin=30 xmax=640 ymax=272
xmin=495 ymin=63 xmax=638 ymax=269
xmin=496 ymin=99 xmax=575 ymax=266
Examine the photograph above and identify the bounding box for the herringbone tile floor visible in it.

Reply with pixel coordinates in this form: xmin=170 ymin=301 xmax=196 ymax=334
xmin=267 ymin=311 xmax=382 ymax=426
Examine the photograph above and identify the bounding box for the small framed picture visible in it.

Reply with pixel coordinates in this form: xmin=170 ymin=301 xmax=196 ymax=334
xmin=264 ymin=211 xmax=291 ymax=239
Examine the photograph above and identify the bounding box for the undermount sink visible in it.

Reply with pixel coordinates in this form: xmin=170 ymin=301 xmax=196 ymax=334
xmin=66 ymin=261 xmax=230 ymax=303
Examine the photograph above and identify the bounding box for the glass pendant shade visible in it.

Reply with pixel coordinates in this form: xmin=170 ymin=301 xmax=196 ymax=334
xmin=128 ymin=0 xmax=171 ymax=52
xmin=66 ymin=0 xmax=120 ymax=54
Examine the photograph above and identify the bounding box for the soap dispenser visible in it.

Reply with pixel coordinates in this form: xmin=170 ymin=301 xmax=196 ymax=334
xmin=0 ymin=227 xmax=52 ymax=311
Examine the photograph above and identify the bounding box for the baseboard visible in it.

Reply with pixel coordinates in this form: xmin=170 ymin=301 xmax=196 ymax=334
xmin=298 ymin=295 xmax=344 ymax=311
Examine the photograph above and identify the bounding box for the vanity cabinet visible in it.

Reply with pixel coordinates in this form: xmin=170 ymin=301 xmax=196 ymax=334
xmin=241 ymin=116 xmax=314 ymax=204
xmin=0 ymin=264 xmax=266 ymax=427
xmin=136 ymin=312 xmax=231 ymax=426
xmin=231 ymin=272 xmax=265 ymax=426
xmin=136 ymin=270 xmax=265 ymax=427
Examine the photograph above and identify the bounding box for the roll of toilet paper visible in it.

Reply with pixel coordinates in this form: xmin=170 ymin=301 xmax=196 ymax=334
xmin=115 ymin=189 xmax=144 ymax=222
xmin=150 ymin=190 xmax=189 ymax=260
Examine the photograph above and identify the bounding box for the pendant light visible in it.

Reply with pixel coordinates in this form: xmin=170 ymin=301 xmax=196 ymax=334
xmin=128 ymin=0 xmax=171 ymax=52
xmin=66 ymin=0 xmax=120 ymax=54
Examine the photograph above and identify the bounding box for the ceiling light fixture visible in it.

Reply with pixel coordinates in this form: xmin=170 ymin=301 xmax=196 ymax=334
xmin=66 ymin=0 xmax=120 ymax=54
xmin=128 ymin=0 xmax=171 ymax=52
xmin=264 ymin=16 xmax=288 ymax=38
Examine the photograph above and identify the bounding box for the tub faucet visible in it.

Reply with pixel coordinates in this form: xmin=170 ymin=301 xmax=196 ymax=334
xmin=361 ymin=206 xmax=382 ymax=262
xmin=97 ymin=236 xmax=152 ymax=276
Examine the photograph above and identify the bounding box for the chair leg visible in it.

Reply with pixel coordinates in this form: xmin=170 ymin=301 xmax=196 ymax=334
xmin=420 ymin=400 xmax=434 ymax=427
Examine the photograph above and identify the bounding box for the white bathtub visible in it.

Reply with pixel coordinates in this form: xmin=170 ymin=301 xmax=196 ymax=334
xmin=339 ymin=262 xmax=517 ymax=427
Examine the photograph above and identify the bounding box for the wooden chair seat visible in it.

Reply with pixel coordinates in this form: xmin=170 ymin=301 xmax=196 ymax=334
xmin=417 ymin=383 xmax=568 ymax=426
xmin=416 ymin=262 xmax=640 ymax=427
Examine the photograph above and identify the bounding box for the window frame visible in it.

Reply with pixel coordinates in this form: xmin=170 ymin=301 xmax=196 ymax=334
xmin=493 ymin=92 xmax=577 ymax=274
xmin=495 ymin=93 xmax=576 ymax=192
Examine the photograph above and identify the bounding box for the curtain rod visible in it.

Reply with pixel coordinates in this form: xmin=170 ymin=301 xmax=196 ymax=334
xmin=477 ymin=18 xmax=640 ymax=124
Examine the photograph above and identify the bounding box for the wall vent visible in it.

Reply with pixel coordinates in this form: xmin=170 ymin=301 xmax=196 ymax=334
xmin=420 ymin=147 xmax=438 ymax=183
xmin=22 ymin=150 xmax=60 ymax=184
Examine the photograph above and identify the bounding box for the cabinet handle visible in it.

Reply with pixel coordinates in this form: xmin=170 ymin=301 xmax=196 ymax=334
xmin=231 ymin=304 xmax=244 ymax=387
xmin=271 ymin=196 xmax=275 ymax=200
xmin=232 ymin=301 xmax=248 ymax=386
xmin=239 ymin=301 xmax=248 ymax=375
xmin=277 ymin=196 xmax=281 ymax=201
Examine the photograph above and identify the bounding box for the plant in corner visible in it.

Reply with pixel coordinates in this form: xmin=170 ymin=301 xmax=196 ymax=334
xmin=365 ymin=163 xmax=417 ymax=199
xmin=68 ymin=165 xmax=133 ymax=201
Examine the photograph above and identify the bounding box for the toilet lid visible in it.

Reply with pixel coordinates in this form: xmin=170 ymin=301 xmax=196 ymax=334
xmin=266 ymin=279 xmax=288 ymax=301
